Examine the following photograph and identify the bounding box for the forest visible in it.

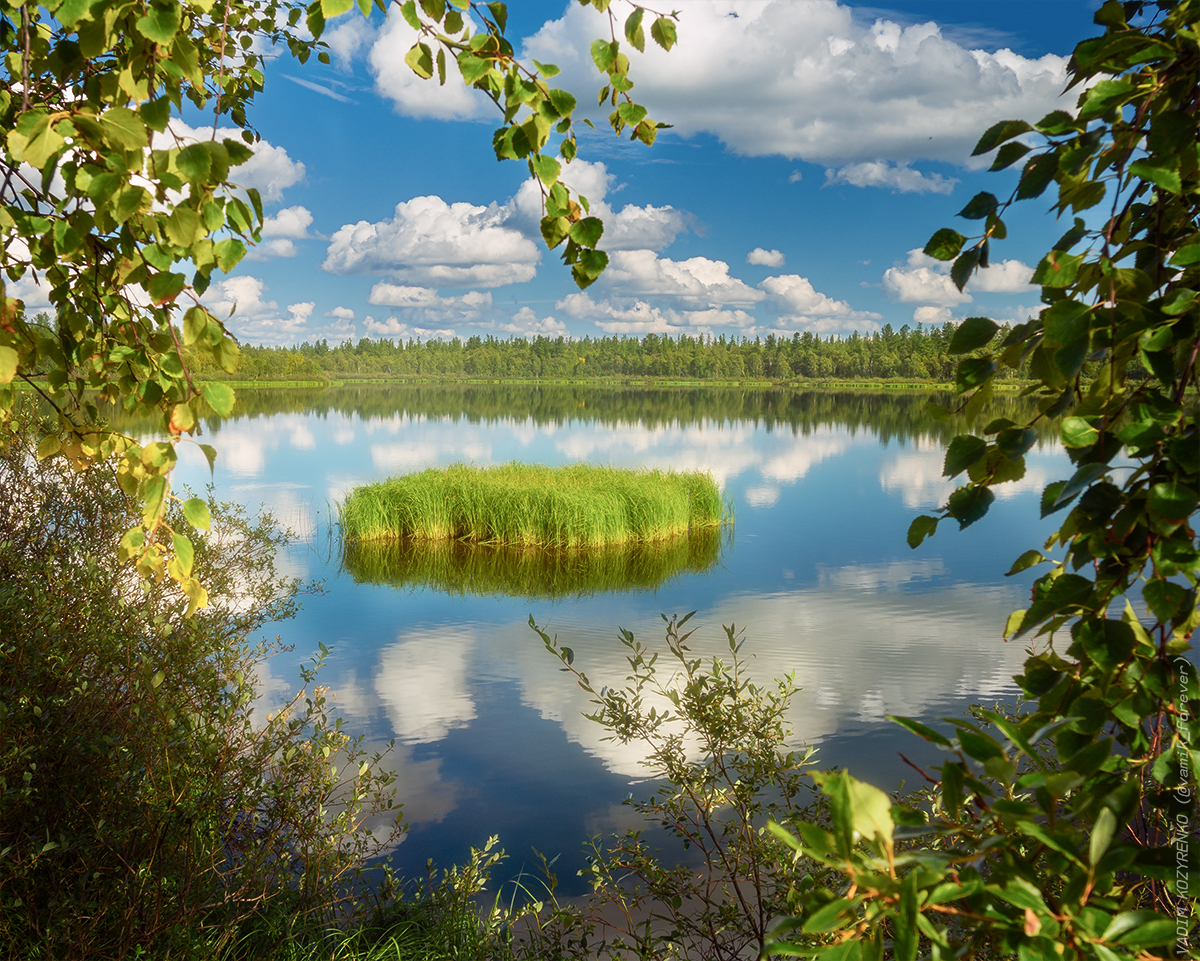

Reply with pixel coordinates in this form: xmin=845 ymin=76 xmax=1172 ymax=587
xmin=188 ymin=321 xmax=1027 ymax=383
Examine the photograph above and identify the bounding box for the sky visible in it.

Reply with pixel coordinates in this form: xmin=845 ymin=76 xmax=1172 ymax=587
xmin=169 ymin=0 xmax=1107 ymax=346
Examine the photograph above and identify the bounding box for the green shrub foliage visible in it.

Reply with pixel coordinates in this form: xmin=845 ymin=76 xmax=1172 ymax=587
xmin=0 ymin=408 xmax=401 ymax=960
xmin=767 ymin=3 xmax=1199 ymax=959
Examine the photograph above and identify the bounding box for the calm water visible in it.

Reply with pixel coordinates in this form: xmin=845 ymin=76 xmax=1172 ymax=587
xmin=158 ymin=385 xmax=1070 ymax=889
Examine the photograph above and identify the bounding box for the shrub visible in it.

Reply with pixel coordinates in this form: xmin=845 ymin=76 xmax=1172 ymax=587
xmin=0 ymin=408 xmax=402 ymax=960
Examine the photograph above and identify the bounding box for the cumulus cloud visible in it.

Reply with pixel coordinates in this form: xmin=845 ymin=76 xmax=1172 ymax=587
xmin=499 ymin=306 xmax=569 ymax=338
xmin=202 ymin=276 xmax=347 ymax=345
xmin=263 ymin=205 xmax=314 ymax=238
xmin=602 ymin=250 xmax=765 ymax=308
xmin=325 ymin=16 xmax=375 ymax=68
xmin=522 ymin=1 xmax=1068 ymax=168
xmin=882 ymin=248 xmax=1036 ymax=308
xmin=557 ymin=291 xmax=756 ymax=335
xmin=156 ymin=120 xmax=305 ymax=203
xmin=363 ymin=316 xmax=458 ymax=340
xmin=508 ymin=159 xmax=686 ymax=251
xmin=323 ymin=196 xmax=540 ymax=288
xmin=326 ymin=306 xmax=356 ymax=320
xmin=825 ymin=161 xmax=957 ymax=194
xmin=747 ymin=247 xmax=786 ymax=267
xmin=759 ymin=274 xmax=883 ymax=333
xmin=369 ymin=13 xmax=488 ymax=119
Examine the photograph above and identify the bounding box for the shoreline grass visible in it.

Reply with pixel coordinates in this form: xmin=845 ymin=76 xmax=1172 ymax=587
xmin=340 ymin=463 xmax=729 ymax=549
xmin=341 ymin=526 xmax=726 ymax=598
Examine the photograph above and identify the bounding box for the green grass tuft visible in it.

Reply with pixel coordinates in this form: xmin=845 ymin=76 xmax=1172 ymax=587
xmin=340 ymin=463 xmax=730 ymax=549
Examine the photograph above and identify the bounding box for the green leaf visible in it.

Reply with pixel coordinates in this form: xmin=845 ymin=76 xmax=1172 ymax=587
xmin=0 ymin=346 xmax=17 ymax=384
xmin=1161 ymin=288 xmax=1197 ymax=316
xmin=1148 ymin=482 xmax=1199 ymax=524
xmin=1031 ymin=249 xmax=1084 ymax=288
xmin=1060 ymin=416 xmax=1099 ymax=448
xmin=948 ymin=316 xmax=999 ymax=354
xmin=947 ymin=485 xmax=994 ymax=529
xmin=1129 ymin=157 xmax=1182 ymax=195
xmin=176 ymin=143 xmax=212 ymax=181
xmin=1041 ymin=298 xmax=1091 ymax=348
xmin=943 ymin=435 xmax=987 ymax=478
xmin=146 ymin=272 xmax=186 ymax=305
xmin=202 ymin=383 xmax=236 ymax=417
xmin=894 ymin=872 xmax=919 ymax=961
xmin=532 ymin=59 xmax=561 ymax=78
xmin=997 ymin=427 xmax=1037 ymax=459
xmin=650 ymin=16 xmax=677 ymax=51
xmin=548 ymin=89 xmax=576 ymax=117
xmin=568 ymin=217 xmax=604 ymax=248
xmin=1090 ymin=807 xmax=1117 ymax=865
xmin=1017 ymin=152 xmax=1059 ymax=200
xmin=972 ymin=119 xmax=1033 ymax=155
xmin=950 ymin=248 xmax=980 ymax=291
xmin=990 ymin=140 xmax=1032 ymax=171
xmin=136 ymin=1 xmax=182 ymax=45
xmin=457 ymin=52 xmax=490 ymax=85
xmin=570 ymin=249 xmax=608 ymax=289
xmin=591 ymin=39 xmax=619 ymax=73
xmin=101 ymin=107 xmax=149 ymax=152
xmin=906 ymin=515 xmax=939 ymax=549
xmin=400 ymin=0 xmax=421 ymax=29
xmin=889 ymin=715 xmax=952 ymax=748
xmin=924 ymin=228 xmax=965 ymax=262
xmin=142 ymin=476 xmax=167 ymax=525
xmin=1168 ymin=244 xmax=1200 ymax=266
xmin=198 ymin=444 xmax=218 ymax=475
xmin=172 ymin=532 xmax=195 ymax=576
xmin=405 ymin=42 xmax=434 ymax=79
xmin=182 ymin=497 xmax=211 ymax=530
xmin=1007 ymin=550 xmax=1045 ymax=576
xmin=624 ymin=7 xmax=645 ymax=52
xmin=957 ymin=191 xmax=999 ymax=220
xmin=529 ymin=154 xmax=561 ymax=186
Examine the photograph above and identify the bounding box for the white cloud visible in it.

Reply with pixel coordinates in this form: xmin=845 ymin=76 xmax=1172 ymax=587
xmin=202 ymin=276 xmax=344 ymax=345
xmin=508 ymin=159 xmax=686 ymax=251
xmin=747 ymin=247 xmax=786 ymax=267
xmin=882 ymin=262 xmax=971 ymax=306
xmin=326 ymin=306 xmax=356 ymax=320
xmin=825 ymin=161 xmax=957 ymax=194
xmin=603 ymin=250 xmax=765 ymax=308
xmin=913 ymin=305 xmax=954 ymax=325
xmin=522 ymin=1 xmax=1068 ymax=167
xmin=883 ymin=248 xmax=1036 ymax=308
xmin=758 ymin=273 xmax=883 ymax=333
xmin=557 ymin=291 xmax=756 ymax=335
xmin=363 ymin=315 xmax=458 ymax=340
xmin=263 ymin=205 xmax=314 ymax=239
xmin=368 ymin=283 xmax=492 ymax=312
xmin=499 ymin=306 xmax=569 ymax=338
xmin=156 ymin=120 xmax=305 ymax=203
xmin=970 ymin=258 xmax=1036 ymax=293
xmin=323 ymin=196 xmax=540 ymax=288
xmin=369 ymin=13 xmax=489 ymax=119
xmin=245 ymin=238 xmax=298 ymax=260
xmin=788 ymin=170 xmax=803 ymax=183
xmin=325 ymin=16 xmax=375 ymax=68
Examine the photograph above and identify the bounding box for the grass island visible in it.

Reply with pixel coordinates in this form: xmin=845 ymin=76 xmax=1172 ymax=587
xmin=339 ymin=462 xmax=729 ymax=548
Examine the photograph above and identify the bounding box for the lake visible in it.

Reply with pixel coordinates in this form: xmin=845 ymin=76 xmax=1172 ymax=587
xmin=159 ymin=384 xmax=1071 ymax=891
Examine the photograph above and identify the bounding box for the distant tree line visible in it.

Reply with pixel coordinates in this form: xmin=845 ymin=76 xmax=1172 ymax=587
xmin=191 ymin=321 xmax=1039 ymax=383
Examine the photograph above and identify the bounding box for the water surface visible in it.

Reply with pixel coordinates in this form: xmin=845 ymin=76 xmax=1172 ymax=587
xmin=157 ymin=385 xmax=1071 ymax=889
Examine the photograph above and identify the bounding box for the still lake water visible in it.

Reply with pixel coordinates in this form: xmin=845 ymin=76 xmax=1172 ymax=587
xmin=160 ymin=385 xmax=1071 ymax=890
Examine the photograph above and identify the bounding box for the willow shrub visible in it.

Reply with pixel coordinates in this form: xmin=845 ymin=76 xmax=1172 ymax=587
xmin=340 ymin=463 xmax=727 ymax=548
xmin=0 ymin=409 xmax=402 ymax=960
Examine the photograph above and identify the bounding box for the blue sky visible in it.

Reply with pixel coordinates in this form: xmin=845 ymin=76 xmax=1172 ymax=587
xmin=182 ymin=0 xmax=1105 ymax=345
